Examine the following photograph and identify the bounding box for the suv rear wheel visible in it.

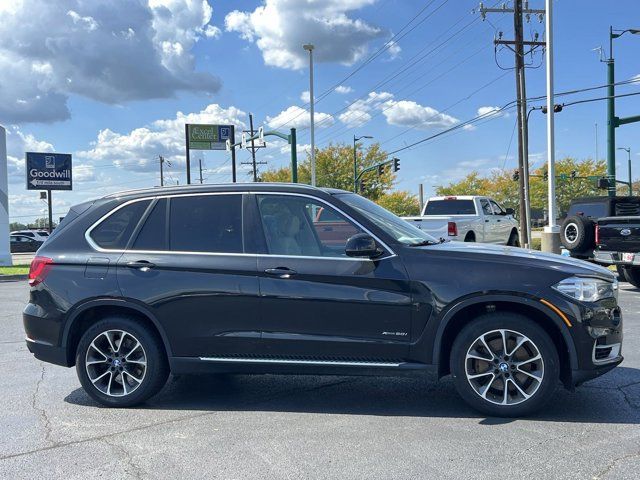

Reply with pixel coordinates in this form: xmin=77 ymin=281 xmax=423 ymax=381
xmin=450 ymin=313 xmax=559 ymax=417
xmin=76 ymin=316 xmax=169 ymax=407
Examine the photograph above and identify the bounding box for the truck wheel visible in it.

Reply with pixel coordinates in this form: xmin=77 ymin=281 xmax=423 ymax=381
xmin=450 ymin=313 xmax=559 ymax=417
xmin=560 ymin=216 xmax=594 ymax=252
xmin=507 ymin=230 xmax=520 ymax=247
xmin=76 ymin=316 xmax=169 ymax=407
xmin=621 ymin=266 xmax=640 ymax=288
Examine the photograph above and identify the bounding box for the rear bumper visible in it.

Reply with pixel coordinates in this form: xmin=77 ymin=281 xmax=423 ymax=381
xmin=593 ymin=250 xmax=640 ymax=266
xmin=25 ymin=337 xmax=70 ymax=367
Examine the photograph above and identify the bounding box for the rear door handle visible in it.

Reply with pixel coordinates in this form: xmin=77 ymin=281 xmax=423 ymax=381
xmin=126 ymin=260 xmax=155 ymax=272
xmin=264 ymin=267 xmax=297 ymax=279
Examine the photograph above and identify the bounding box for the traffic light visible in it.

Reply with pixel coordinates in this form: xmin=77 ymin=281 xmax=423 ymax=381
xmin=512 ymin=169 xmax=519 ymax=181
xmin=543 ymin=171 xmax=549 ymax=181
xmin=571 ymin=170 xmax=577 ymax=179
xmin=393 ymin=157 xmax=400 ymax=172
xmin=541 ymin=104 xmax=563 ymax=114
xmin=359 ymin=179 xmax=366 ymax=192
xmin=597 ymin=178 xmax=610 ymax=189
xmin=377 ymin=164 xmax=385 ymax=175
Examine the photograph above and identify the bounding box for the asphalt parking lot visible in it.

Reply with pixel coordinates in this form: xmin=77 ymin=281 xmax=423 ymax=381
xmin=1 ymin=280 xmax=639 ymax=479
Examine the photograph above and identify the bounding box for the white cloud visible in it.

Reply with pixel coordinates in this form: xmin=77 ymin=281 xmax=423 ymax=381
xmin=338 ymin=91 xmax=458 ymax=130
xmin=335 ymin=85 xmax=353 ymax=94
xmin=477 ymin=106 xmax=509 ymax=118
xmin=3 ymin=126 xmax=55 ymax=183
xmin=382 ymin=100 xmax=458 ymax=129
xmin=225 ymin=0 xmax=384 ymax=70
xmin=77 ymin=104 xmax=247 ymax=173
xmin=0 ymin=0 xmax=222 ymax=123
xmin=338 ymin=91 xmax=393 ymax=127
xmin=266 ymin=105 xmax=334 ymax=129
xmin=386 ymin=40 xmax=401 ymax=60
xmin=300 ymin=90 xmax=311 ymax=103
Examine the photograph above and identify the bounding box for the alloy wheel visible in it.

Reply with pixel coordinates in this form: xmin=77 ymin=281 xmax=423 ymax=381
xmin=465 ymin=329 xmax=544 ymax=406
xmin=85 ymin=330 xmax=147 ymax=397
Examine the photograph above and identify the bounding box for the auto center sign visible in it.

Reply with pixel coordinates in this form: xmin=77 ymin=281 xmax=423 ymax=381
xmin=26 ymin=152 xmax=73 ymax=191
xmin=187 ymin=124 xmax=232 ymax=150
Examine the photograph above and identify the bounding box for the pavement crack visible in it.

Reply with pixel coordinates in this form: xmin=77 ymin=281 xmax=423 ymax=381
xmin=31 ymin=364 xmax=57 ymax=447
xmin=101 ymin=438 xmax=146 ymax=480
xmin=1 ymin=376 xmax=356 ymax=462
xmin=592 ymin=450 xmax=640 ymax=479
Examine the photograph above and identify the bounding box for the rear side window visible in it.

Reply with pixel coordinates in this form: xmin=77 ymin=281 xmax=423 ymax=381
xmin=169 ymin=195 xmax=243 ymax=253
xmin=90 ymin=200 xmax=151 ymax=249
xmin=133 ymin=199 xmax=167 ymax=251
xmin=424 ymin=200 xmax=476 ymax=215
xmin=567 ymin=202 xmax=607 ymax=219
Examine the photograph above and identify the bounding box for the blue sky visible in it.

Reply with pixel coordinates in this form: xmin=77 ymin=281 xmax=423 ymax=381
xmin=2 ymin=0 xmax=639 ymax=222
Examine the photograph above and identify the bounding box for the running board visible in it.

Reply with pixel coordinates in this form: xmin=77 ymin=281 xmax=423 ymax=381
xmin=198 ymin=357 xmax=404 ymax=368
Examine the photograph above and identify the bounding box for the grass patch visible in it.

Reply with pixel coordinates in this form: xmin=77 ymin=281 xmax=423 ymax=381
xmin=530 ymin=238 xmax=542 ymax=251
xmin=0 ymin=266 xmax=29 ymax=276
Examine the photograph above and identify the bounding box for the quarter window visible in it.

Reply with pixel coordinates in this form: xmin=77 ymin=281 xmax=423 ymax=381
xmin=257 ymin=195 xmax=362 ymax=257
xmin=169 ymin=195 xmax=243 ymax=253
xmin=90 ymin=200 xmax=151 ymax=249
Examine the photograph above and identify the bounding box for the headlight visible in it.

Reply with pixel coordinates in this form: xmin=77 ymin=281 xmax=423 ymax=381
xmin=552 ymin=276 xmax=618 ymax=302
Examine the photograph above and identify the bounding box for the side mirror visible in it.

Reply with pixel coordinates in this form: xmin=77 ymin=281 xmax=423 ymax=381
xmin=345 ymin=233 xmax=382 ymax=258
xmin=505 ymin=208 xmax=515 ymax=216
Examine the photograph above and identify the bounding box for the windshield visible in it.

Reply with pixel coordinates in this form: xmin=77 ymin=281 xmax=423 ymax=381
xmin=337 ymin=193 xmax=439 ymax=246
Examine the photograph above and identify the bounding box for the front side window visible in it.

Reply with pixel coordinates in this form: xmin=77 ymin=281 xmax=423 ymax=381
xmin=90 ymin=200 xmax=151 ymax=249
xmin=169 ymin=194 xmax=243 ymax=253
xmin=257 ymin=195 xmax=362 ymax=257
xmin=490 ymin=200 xmax=505 ymax=215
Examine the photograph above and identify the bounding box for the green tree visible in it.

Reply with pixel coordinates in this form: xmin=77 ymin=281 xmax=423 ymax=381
xmin=9 ymin=222 xmax=28 ymax=231
xmin=260 ymin=142 xmax=395 ymax=200
xmin=376 ymin=191 xmax=421 ymax=216
xmin=435 ymin=158 xmax=606 ymax=216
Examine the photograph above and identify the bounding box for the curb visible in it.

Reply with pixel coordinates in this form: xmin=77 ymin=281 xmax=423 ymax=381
xmin=0 ymin=275 xmax=28 ymax=282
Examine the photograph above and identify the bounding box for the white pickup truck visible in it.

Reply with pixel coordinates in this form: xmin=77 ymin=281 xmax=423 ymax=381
xmin=403 ymin=195 xmax=520 ymax=245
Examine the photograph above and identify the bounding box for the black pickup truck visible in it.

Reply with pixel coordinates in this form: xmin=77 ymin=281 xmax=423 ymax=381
xmin=561 ymin=196 xmax=640 ymax=286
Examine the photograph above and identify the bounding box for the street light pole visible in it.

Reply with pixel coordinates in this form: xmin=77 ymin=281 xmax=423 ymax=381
xmin=353 ymin=135 xmax=373 ymax=192
xmin=618 ymin=147 xmax=632 ymax=195
xmin=607 ymin=27 xmax=640 ymax=196
xmin=303 ymin=44 xmax=316 ymax=186
xmin=542 ymin=0 xmax=560 ymax=253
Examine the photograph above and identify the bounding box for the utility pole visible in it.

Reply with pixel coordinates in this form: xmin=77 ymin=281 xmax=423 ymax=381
xmin=479 ymin=1 xmax=544 ymax=248
xmin=303 ymin=44 xmax=316 ymax=186
xmin=159 ymin=155 xmax=164 ymax=187
xmin=198 ymin=158 xmax=204 ymax=184
xmin=618 ymin=147 xmax=632 ymax=195
xmin=241 ymin=113 xmax=266 ymax=181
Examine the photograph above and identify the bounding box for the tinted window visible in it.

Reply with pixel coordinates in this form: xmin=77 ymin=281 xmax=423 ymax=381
xmin=133 ymin=199 xmax=167 ymax=250
xmin=91 ymin=200 xmax=151 ymax=249
xmin=424 ymin=199 xmax=476 ymax=215
xmin=169 ymin=195 xmax=243 ymax=253
xmin=257 ymin=195 xmax=362 ymax=257
xmin=567 ymin=202 xmax=607 ymax=219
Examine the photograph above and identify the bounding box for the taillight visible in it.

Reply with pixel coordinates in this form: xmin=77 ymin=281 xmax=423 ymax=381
xmin=595 ymin=224 xmax=600 ymax=245
xmin=29 ymin=256 xmax=54 ymax=287
xmin=448 ymin=221 xmax=458 ymax=236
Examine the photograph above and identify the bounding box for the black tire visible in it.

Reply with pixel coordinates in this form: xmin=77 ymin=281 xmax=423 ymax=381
xmin=560 ymin=215 xmax=594 ymax=252
xmin=450 ymin=313 xmax=559 ymax=417
xmin=621 ymin=266 xmax=640 ymax=288
xmin=507 ymin=230 xmax=520 ymax=247
xmin=76 ymin=316 xmax=169 ymax=407
xmin=616 ymin=265 xmax=627 ymax=281
xmin=464 ymin=232 xmax=476 ymax=242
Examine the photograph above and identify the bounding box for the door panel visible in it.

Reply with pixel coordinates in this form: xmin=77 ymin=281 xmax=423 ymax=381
xmin=253 ymin=194 xmax=413 ymax=360
xmin=116 ymin=194 xmax=261 ymax=357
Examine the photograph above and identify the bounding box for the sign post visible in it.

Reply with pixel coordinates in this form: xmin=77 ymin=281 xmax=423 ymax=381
xmin=0 ymin=126 xmax=10 ymax=266
xmin=185 ymin=124 xmax=235 ymax=184
xmin=26 ymin=152 xmax=73 ymax=233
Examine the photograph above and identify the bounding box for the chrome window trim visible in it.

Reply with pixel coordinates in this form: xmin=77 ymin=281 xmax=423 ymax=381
xmin=85 ymin=190 xmax=396 ymax=261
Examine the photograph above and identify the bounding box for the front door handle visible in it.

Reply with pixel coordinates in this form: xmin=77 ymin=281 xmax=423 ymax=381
xmin=126 ymin=260 xmax=155 ymax=272
xmin=264 ymin=267 xmax=297 ymax=279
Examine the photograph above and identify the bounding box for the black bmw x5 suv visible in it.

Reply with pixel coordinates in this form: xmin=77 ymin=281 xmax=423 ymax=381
xmin=24 ymin=183 xmax=623 ymax=416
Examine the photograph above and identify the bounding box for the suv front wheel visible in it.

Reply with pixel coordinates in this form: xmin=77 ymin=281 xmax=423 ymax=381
xmin=450 ymin=313 xmax=559 ymax=417
xmin=76 ymin=316 xmax=169 ymax=407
